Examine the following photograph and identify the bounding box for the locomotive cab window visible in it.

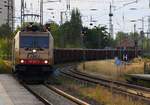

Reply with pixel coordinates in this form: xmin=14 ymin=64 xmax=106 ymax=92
xmin=20 ymin=36 xmax=49 ymax=48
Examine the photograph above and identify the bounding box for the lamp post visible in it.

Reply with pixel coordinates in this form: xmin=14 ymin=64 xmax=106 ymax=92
xmin=130 ymin=20 xmax=138 ymax=57
xmin=138 ymin=17 xmax=145 ymax=50
xmin=133 ymin=23 xmax=138 ymax=57
xmin=81 ymin=30 xmax=86 ymax=71
xmin=130 ymin=16 xmax=149 ymax=51
xmin=89 ymin=8 xmax=98 ymax=27
xmin=60 ymin=11 xmax=68 ymax=25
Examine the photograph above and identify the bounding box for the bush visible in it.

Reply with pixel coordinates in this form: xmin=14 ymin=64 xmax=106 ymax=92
xmin=0 ymin=38 xmax=11 ymax=59
xmin=0 ymin=59 xmax=11 ymax=73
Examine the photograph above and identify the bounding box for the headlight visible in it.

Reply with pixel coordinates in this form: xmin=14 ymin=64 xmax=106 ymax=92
xmin=32 ymin=49 xmax=37 ymax=53
xmin=20 ymin=59 xmax=24 ymax=63
xmin=44 ymin=60 xmax=48 ymax=64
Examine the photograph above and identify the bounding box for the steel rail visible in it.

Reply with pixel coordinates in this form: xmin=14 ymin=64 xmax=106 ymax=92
xmin=71 ymin=69 xmax=150 ymax=92
xmin=23 ymin=83 xmax=89 ymax=105
xmin=59 ymin=66 xmax=150 ymax=103
xmin=63 ymin=65 xmax=150 ymax=91
xmin=45 ymin=84 xmax=90 ymax=105
xmin=22 ymin=84 xmax=53 ymax=105
xmin=70 ymin=69 xmax=150 ymax=98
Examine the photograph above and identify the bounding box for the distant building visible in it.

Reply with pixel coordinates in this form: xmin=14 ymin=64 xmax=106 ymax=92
xmin=0 ymin=0 xmax=14 ymax=29
xmin=116 ymin=36 xmax=135 ymax=49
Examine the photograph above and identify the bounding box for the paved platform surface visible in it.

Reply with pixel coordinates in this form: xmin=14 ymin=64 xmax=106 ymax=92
xmin=0 ymin=74 xmax=44 ymax=105
xmin=129 ymin=74 xmax=150 ymax=81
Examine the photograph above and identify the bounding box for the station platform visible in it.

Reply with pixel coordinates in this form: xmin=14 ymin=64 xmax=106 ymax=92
xmin=0 ymin=74 xmax=44 ymax=105
xmin=128 ymin=74 xmax=150 ymax=81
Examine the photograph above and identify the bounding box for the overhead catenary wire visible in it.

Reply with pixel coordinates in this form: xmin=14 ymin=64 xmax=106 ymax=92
xmin=15 ymin=0 xmax=150 ymax=33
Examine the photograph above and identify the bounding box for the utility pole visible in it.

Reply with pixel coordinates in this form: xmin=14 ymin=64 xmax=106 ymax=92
xmin=60 ymin=12 xmax=63 ymax=25
xmin=134 ymin=24 xmax=136 ymax=33
xmin=66 ymin=0 xmax=70 ymax=11
xmin=141 ymin=17 xmax=144 ymax=50
xmin=134 ymin=23 xmax=137 ymax=45
xmin=109 ymin=3 xmax=113 ymax=38
xmin=147 ymin=17 xmax=150 ymax=51
xmin=148 ymin=17 xmax=150 ymax=36
xmin=134 ymin=24 xmax=138 ymax=57
xmin=21 ymin=0 xmax=25 ymax=26
xmin=21 ymin=0 xmax=44 ymax=26
xmin=66 ymin=0 xmax=70 ymax=21
xmin=149 ymin=0 xmax=150 ymax=8
xmin=40 ymin=0 xmax=43 ymax=25
xmin=7 ymin=0 xmax=14 ymax=31
xmin=142 ymin=17 xmax=144 ymax=31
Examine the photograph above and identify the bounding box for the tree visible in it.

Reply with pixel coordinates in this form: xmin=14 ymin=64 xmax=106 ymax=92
xmin=0 ymin=24 xmax=12 ymax=38
xmin=0 ymin=24 xmax=13 ymax=58
xmin=83 ymin=25 xmax=111 ymax=49
xmin=46 ymin=22 xmax=60 ymax=47
xmin=56 ymin=9 xmax=82 ymax=48
xmin=115 ymin=31 xmax=127 ymax=44
xmin=58 ymin=21 xmax=71 ymax=47
xmin=69 ymin=8 xmax=82 ymax=47
xmin=129 ymin=32 xmax=139 ymax=41
xmin=0 ymin=39 xmax=11 ymax=58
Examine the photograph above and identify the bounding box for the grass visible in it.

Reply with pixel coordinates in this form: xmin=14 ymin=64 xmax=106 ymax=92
xmin=77 ymin=58 xmax=145 ymax=81
xmin=55 ymin=76 xmax=146 ymax=105
xmin=80 ymin=85 xmax=145 ymax=105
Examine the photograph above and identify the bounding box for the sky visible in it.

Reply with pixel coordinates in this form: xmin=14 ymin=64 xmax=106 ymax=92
xmin=14 ymin=0 xmax=150 ymax=35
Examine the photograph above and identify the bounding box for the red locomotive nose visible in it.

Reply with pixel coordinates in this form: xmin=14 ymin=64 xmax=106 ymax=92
xmin=20 ymin=59 xmax=49 ymax=65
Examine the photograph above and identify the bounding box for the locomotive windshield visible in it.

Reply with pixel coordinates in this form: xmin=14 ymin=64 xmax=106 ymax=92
xmin=20 ymin=36 xmax=49 ymax=48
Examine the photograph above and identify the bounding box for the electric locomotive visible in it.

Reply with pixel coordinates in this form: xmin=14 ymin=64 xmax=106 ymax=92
xmin=12 ymin=23 xmax=54 ymax=81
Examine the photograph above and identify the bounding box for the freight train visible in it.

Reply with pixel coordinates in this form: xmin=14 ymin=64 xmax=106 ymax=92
xmin=12 ymin=23 xmax=54 ymax=81
xmin=54 ymin=48 xmax=141 ymax=64
xmin=11 ymin=23 xmax=141 ymax=82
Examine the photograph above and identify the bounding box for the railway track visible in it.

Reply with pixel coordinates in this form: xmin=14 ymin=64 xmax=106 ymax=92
xmin=23 ymin=84 xmax=53 ymax=105
xmin=59 ymin=65 xmax=150 ymax=104
xmin=22 ymin=83 xmax=89 ymax=105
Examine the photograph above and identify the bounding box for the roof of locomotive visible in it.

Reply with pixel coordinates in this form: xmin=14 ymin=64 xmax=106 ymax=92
xmin=14 ymin=22 xmax=52 ymax=38
xmin=20 ymin=22 xmax=49 ymax=32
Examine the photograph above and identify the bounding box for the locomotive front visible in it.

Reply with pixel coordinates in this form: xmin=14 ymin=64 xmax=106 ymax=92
xmin=12 ymin=25 xmax=54 ymax=81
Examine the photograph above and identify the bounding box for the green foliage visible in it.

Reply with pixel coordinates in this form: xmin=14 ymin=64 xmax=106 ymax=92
xmin=69 ymin=9 xmax=82 ymax=46
xmin=115 ymin=31 xmax=127 ymax=43
xmin=50 ymin=9 xmax=112 ymax=48
xmin=83 ymin=26 xmax=112 ymax=49
xmin=54 ymin=8 xmax=83 ymax=48
xmin=21 ymin=22 xmax=45 ymax=32
xmin=0 ymin=59 xmax=6 ymax=73
xmin=0 ymin=24 xmax=12 ymax=59
xmin=0 ymin=24 xmax=12 ymax=38
xmin=129 ymin=32 xmax=139 ymax=40
xmin=59 ymin=22 xmax=71 ymax=47
xmin=142 ymin=38 xmax=150 ymax=51
xmin=0 ymin=39 xmax=11 ymax=59
xmin=47 ymin=22 xmax=60 ymax=47
xmin=0 ymin=59 xmax=11 ymax=73
xmin=115 ymin=31 xmax=150 ymax=51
